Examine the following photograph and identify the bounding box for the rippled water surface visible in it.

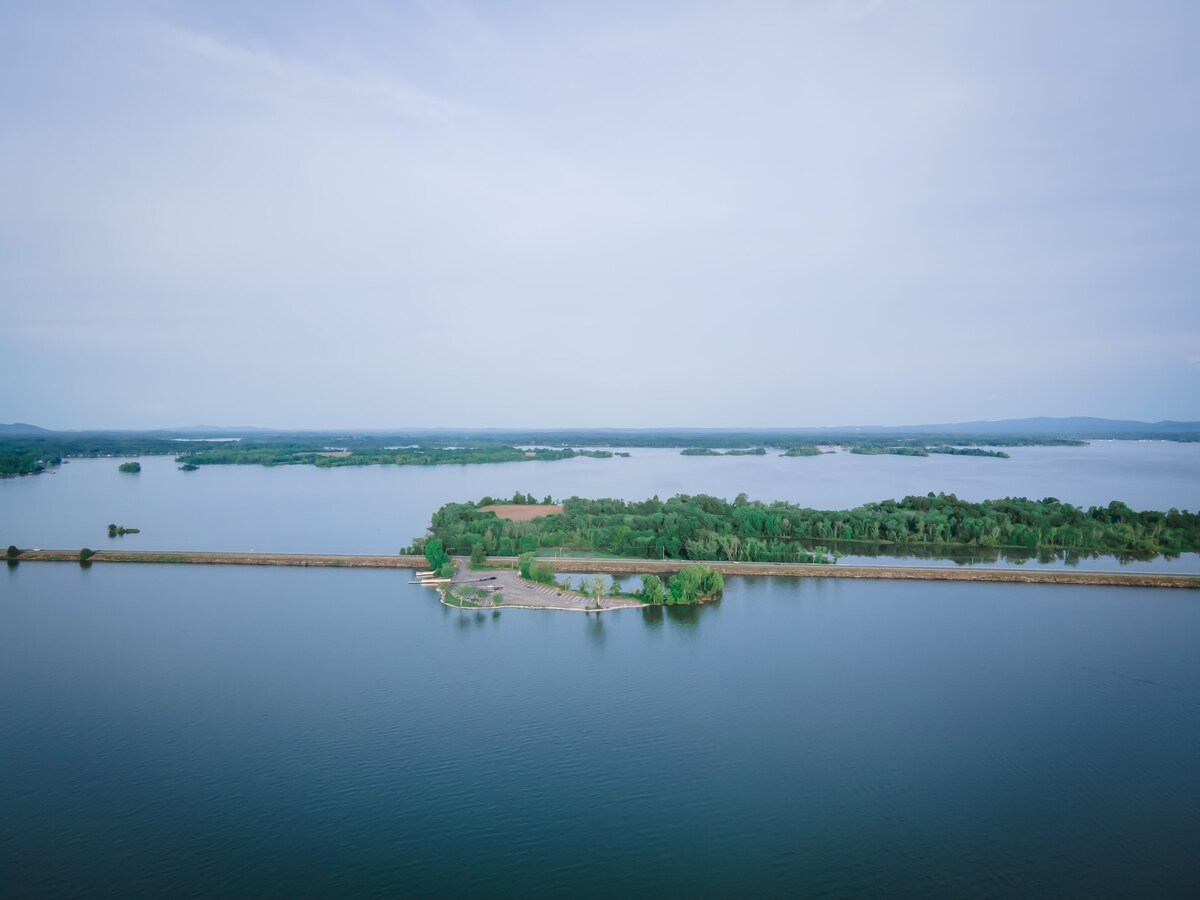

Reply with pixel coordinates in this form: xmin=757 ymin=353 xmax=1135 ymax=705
xmin=3 ymin=564 xmax=1199 ymax=896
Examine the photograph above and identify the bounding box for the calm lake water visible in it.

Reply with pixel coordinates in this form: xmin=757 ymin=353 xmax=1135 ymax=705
xmin=2 ymin=441 xmax=1198 ymax=571
xmin=3 ymin=564 xmax=1198 ymax=897
xmin=3 ymin=445 xmax=1200 ymax=895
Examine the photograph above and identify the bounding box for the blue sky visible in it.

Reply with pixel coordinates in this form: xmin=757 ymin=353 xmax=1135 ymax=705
xmin=1 ymin=1 xmax=1197 ymax=429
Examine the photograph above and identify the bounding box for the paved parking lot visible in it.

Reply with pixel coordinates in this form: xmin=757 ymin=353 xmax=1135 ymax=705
xmin=449 ymin=558 xmax=642 ymax=611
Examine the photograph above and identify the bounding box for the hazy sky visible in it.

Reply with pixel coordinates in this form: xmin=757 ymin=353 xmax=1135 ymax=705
xmin=2 ymin=1 xmax=1197 ymax=429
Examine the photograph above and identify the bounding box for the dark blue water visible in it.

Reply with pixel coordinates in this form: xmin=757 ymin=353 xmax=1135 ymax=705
xmin=3 ymin=563 xmax=1198 ymax=896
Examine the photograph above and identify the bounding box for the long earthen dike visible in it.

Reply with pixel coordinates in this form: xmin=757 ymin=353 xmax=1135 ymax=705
xmin=11 ymin=550 xmax=1199 ymax=589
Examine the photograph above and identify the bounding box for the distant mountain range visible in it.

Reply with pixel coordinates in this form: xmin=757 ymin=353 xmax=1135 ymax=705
xmin=3 ymin=417 xmax=1199 ymax=438
xmin=831 ymin=417 xmax=1200 ymax=437
xmin=0 ymin=423 xmax=268 ymax=436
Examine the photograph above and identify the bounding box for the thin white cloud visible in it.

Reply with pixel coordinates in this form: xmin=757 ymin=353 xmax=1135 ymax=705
xmin=0 ymin=1 xmax=1197 ymax=428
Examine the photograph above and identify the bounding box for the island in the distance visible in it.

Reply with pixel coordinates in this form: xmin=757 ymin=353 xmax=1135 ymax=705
xmin=851 ymin=443 xmax=1010 ymax=458
xmin=179 ymin=445 xmax=619 ymax=468
xmin=681 ymin=447 xmax=768 ymax=456
xmin=5 ymin=415 xmax=1197 ymax=477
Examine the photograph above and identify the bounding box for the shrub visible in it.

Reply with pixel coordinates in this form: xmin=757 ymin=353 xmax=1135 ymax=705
xmin=530 ymin=561 xmax=556 ymax=584
xmin=6 ymin=545 xmax=18 ymax=560
xmin=79 ymin=548 xmax=94 ymax=562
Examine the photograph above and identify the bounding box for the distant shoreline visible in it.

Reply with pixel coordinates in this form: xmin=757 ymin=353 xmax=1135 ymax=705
xmin=10 ymin=549 xmax=1199 ymax=589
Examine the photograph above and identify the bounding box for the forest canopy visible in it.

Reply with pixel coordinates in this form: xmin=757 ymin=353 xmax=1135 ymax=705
xmin=411 ymin=493 xmax=1200 ymax=562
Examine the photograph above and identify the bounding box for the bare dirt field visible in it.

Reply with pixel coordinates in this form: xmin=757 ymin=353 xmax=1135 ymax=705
xmin=478 ymin=504 xmax=563 ymax=521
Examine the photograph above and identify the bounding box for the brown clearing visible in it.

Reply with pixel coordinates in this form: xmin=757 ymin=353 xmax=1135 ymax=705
xmin=479 ymin=504 xmax=564 ymax=521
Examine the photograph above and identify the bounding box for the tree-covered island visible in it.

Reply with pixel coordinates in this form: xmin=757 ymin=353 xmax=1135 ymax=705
xmin=0 ymin=435 xmax=620 ymax=476
xmin=0 ymin=426 xmax=1143 ymax=478
xmin=638 ymin=567 xmax=724 ymax=604
xmin=852 ymin=443 xmax=1010 ymax=458
xmin=412 ymin=493 xmax=1200 ymax=563
xmin=681 ymin=447 xmax=767 ymax=456
xmin=410 ymin=496 xmax=837 ymax=563
xmin=177 ymin=445 xmax=615 ymax=468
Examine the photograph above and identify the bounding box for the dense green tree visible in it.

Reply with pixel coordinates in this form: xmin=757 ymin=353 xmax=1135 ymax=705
xmin=666 ymin=566 xmax=723 ymax=604
xmin=636 ymin=567 xmax=722 ymax=605
xmin=425 ymin=539 xmax=448 ymax=570
xmin=640 ymin=574 xmax=665 ymax=604
xmin=470 ymin=543 xmax=486 ymax=566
